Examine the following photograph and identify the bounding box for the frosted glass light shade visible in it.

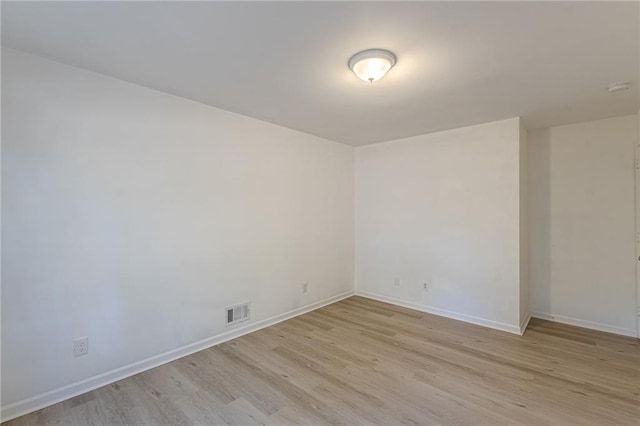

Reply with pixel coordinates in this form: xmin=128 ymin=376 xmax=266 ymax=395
xmin=348 ymin=49 xmax=397 ymax=83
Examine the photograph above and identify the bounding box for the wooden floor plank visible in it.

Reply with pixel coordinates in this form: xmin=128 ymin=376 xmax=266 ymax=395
xmin=4 ymin=296 xmax=639 ymax=425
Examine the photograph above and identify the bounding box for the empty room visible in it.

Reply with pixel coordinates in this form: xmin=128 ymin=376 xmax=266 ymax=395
xmin=1 ymin=1 xmax=639 ymax=425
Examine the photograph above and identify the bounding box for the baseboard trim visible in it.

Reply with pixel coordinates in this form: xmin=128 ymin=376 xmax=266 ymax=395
xmin=356 ymin=291 xmax=522 ymax=335
xmin=530 ymin=311 xmax=637 ymax=338
xmin=0 ymin=290 xmax=354 ymax=422
xmin=519 ymin=313 xmax=531 ymax=335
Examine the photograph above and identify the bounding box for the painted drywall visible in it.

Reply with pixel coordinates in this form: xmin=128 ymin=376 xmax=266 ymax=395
xmin=528 ymin=115 xmax=638 ymax=336
xmin=3 ymin=2 xmax=639 ymax=146
xmin=355 ymin=118 xmax=525 ymax=332
xmin=519 ymin=120 xmax=529 ymax=329
xmin=1 ymin=49 xmax=355 ymax=410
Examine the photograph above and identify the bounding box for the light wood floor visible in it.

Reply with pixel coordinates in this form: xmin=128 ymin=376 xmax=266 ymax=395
xmin=5 ymin=296 xmax=640 ymax=425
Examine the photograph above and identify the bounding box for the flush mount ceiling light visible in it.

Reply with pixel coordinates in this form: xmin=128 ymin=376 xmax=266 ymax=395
xmin=348 ymin=49 xmax=397 ymax=84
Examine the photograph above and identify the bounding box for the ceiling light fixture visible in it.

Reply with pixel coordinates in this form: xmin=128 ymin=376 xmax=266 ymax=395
xmin=348 ymin=49 xmax=397 ymax=84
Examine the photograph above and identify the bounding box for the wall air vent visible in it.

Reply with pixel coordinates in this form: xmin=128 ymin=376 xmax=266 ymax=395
xmin=225 ymin=302 xmax=250 ymax=326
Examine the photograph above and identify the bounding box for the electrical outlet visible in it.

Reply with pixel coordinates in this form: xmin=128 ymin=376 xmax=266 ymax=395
xmin=302 ymin=282 xmax=309 ymax=293
xmin=393 ymin=277 xmax=400 ymax=286
xmin=423 ymin=282 xmax=430 ymax=292
xmin=73 ymin=337 xmax=89 ymax=357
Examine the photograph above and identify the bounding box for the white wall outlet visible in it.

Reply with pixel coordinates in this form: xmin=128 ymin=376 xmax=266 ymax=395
xmin=423 ymin=282 xmax=430 ymax=292
xmin=73 ymin=336 xmax=89 ymax=357
xmin=393 ymin=277 xmax=401 ymax=286
xmin=302 ymin=282 xmax=309 ymax=293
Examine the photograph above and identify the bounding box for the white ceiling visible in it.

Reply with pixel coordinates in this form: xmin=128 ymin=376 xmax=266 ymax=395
xmin=2 ymin=1 xmax=638 ymax=146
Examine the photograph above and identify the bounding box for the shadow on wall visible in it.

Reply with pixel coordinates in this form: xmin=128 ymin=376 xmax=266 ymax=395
xmin=527 ymin=115 xmax=638 ymax=337
xmin=528 ymin=128 xmax=552 ymax=315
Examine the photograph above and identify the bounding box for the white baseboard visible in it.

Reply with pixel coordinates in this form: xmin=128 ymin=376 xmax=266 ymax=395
xmin=356 ymin=291 xmax=522 ymax=335
xmin=530 ymin=311 xmax=637 ymax=338
xmin=519 ymin=313 xmax=531 ymax=335
xmin=0 ymin=290 xmax=354 ymax=422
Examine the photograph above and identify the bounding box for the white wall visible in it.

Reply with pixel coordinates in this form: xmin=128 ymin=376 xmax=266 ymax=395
xmin=1 ymin=49 xmax=354 ymax=410
xmin=519 ymin=120 xmax=529 ymax=327
xmin=355 ymin=118 xmax=525 ymax=333
xmin=528 ymin=115 xmax=638 ymax=337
